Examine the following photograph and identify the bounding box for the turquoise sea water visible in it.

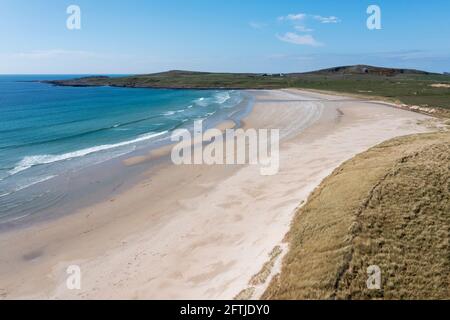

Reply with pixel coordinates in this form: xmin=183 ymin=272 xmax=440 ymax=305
xmin=0 ymin=75 xmax=246 ymax=224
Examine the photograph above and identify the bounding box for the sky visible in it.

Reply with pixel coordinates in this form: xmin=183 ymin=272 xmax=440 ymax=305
xmin=1 ymin=0 xmax=450 ymax=74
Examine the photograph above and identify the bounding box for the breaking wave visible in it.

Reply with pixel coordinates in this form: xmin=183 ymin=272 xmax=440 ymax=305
xmin=9 ymin=131 xmax=168 ymax=176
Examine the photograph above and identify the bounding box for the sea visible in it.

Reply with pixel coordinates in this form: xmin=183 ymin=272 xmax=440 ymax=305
xmin=0 ymin=75 xmax=251 ymax=227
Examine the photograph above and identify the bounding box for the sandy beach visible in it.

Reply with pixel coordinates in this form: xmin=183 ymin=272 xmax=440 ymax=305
xmin=0 ymin=89 xmax=436 ymax=300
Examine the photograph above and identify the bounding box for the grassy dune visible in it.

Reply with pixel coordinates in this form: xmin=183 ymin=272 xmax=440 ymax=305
xmin=262 ymin=131 xmax=450 ymax=300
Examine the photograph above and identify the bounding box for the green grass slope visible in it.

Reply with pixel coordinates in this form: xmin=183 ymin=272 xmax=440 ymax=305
xmin=262 ymin=131 xmax=450 ymax=300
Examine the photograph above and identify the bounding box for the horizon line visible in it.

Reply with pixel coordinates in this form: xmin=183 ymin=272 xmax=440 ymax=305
xmin=0 ymin=64 xmax=447 ymax=76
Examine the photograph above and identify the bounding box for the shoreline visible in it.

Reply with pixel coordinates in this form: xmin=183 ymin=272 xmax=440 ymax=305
xmin=0 ymin=89 xmax=438 ymax=299
xmin=42 ymin=81 xmax=275 ymax=91
xmin=0 ymin=89 xmax=253 ymax=232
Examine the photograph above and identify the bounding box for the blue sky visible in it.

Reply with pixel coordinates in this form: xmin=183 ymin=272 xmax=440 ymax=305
xmin=1 ymin=0 xmax=450 ymax=74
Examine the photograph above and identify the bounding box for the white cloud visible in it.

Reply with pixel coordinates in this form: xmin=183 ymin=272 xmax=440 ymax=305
xmin=276 ymin=13 xmax=339 ymax=47
xmin=279 ymin=13 xmax=340 ymax=24
xmin=314 ymin=15 xmax=340 ymax=24
xmin=277 ymin=32 xmax=323 ymax=47
xmin=278 ymin=13 xmax=306 ymax=21
xmin=295 ymin=25 xmax=314 ymax=32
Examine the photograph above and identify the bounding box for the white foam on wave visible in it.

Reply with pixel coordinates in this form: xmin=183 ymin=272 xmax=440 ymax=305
xmin=0 ymin=175 xmax=56 ymax=201
xmin=9 ymin=131 xmax=168 ymax=176
xmin=214 ymin=92 xmax=231 ymax=104
xmin=0 ymin=213 xmax=31 ymax=224
xmin=194 ymin=97 xmax=208 ymax=107
xmin=194 ymin=92 xmax=232 ymax=107
xmin=14 ymin=175 xmax=57 ymax=193
xmin=163 ymin=109 xmax=187 ymax=116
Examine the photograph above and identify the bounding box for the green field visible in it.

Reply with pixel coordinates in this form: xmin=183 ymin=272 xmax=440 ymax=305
xmin=46 ymin=65 xmax=450 ymax=111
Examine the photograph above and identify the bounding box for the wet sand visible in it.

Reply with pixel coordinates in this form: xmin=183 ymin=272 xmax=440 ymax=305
xmin=0 ymin=89 xmax=435 ymax=299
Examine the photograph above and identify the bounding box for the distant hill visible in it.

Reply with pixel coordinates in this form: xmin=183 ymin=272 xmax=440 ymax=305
xmin=139 ymin=65 xmax=436 ymax=77
xmin=42 ymin=65 xmax=450 ymax=111
xmin=44 ymin=65 xmax=438 ymax=87
xmin=302 ymin=64 xmax=434 ymax=76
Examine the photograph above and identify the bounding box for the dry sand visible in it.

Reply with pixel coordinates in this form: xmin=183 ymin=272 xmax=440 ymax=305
xmin=0 ymin=89 xmax=436 ymax=300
